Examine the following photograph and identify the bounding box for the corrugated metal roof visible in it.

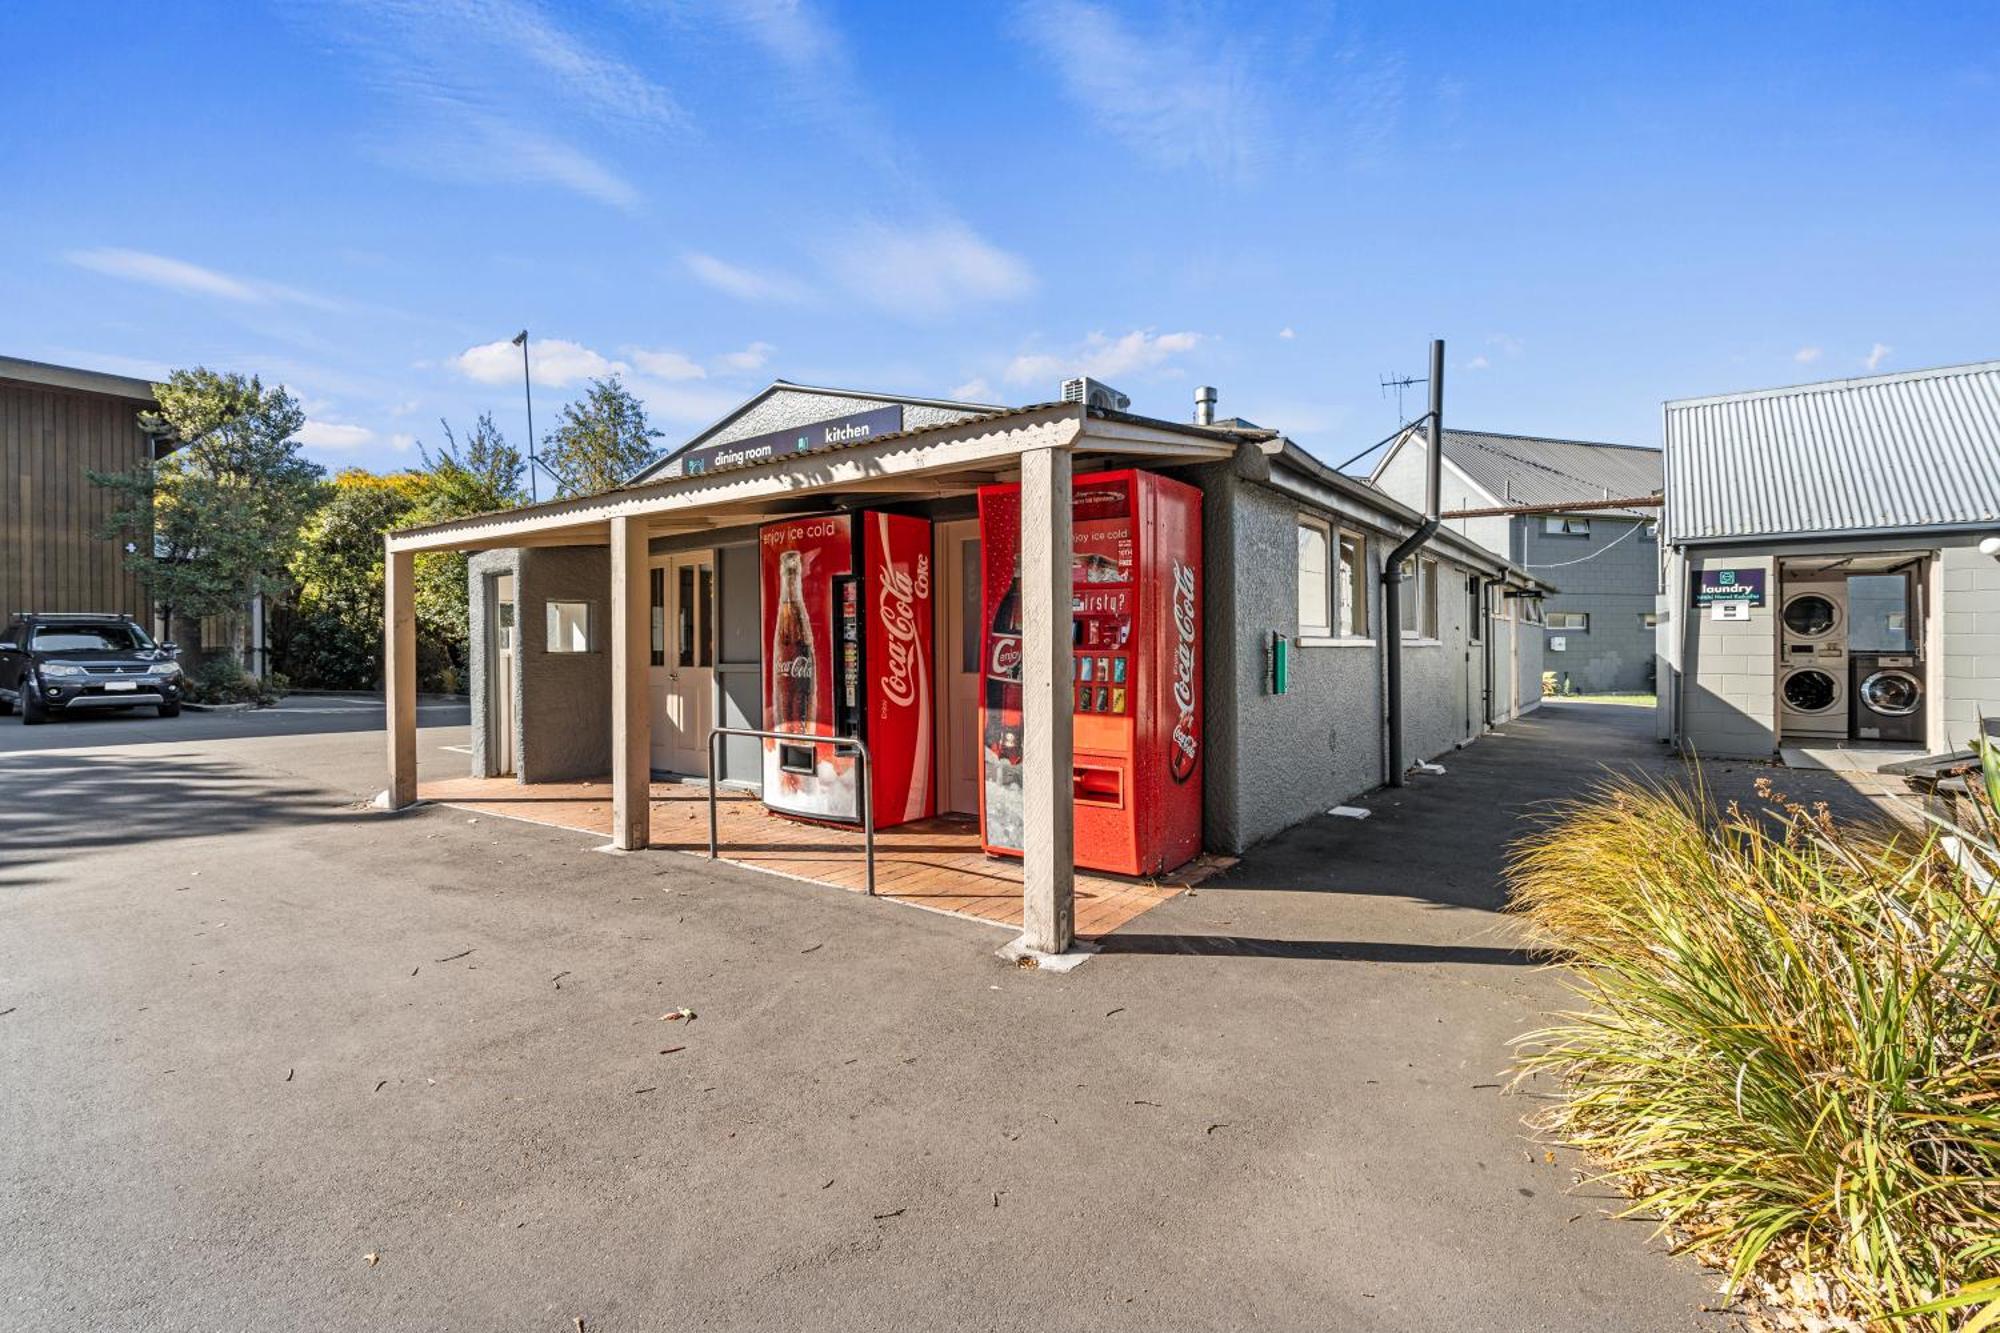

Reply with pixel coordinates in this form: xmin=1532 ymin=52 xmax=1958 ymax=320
xmin=1663 ymin=359 xmax=2000 ymax=543
xmin=1437 ymin=429 xmax=1662 ymax=514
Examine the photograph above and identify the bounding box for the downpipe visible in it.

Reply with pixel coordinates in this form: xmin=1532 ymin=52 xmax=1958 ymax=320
xmin=1382 ymin=339 xmax=1444 ymax=789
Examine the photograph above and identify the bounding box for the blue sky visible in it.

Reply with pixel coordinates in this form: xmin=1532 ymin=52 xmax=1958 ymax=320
xmin=3 ymin=1 xmax=1995 ymax=477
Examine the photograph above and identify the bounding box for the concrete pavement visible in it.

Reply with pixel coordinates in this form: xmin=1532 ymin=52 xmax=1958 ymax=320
xmin=1 ymin=698 xmax=1812 ymax=1330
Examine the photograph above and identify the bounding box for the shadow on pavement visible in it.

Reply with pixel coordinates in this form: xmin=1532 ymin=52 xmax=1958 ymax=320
xmin=0 ymin=695 xmax=469 ymax=756
xmin=1095 ymin=933 xmax=1537 ymax=965
xmin=0 ymin=749 xmax=345 ymax=888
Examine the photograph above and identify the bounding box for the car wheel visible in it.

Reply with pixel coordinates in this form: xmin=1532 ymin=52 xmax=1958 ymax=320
xmin=22 ymin=688 xmax=48 ymax=726
xmin=157 ymin=702 xmax=181 ymax=718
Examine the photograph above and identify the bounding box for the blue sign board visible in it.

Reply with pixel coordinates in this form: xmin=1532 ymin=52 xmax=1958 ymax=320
xmin=677 ymin=405 xmax=905 ymax=477
xmin=1692 ymin=567 xmax=1766 ymax=606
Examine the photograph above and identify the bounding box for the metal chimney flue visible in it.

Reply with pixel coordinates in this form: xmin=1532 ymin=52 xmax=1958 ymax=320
xmin=1194 ymin=385 xmax=1218 ymax=426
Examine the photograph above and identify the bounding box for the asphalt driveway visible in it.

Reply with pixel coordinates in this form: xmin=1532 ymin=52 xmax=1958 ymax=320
xmin=3 ymin=699 xmax=1867 ymax=1330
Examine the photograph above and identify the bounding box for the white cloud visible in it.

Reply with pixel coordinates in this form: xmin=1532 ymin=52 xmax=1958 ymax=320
xmin=682 ymin=251 xmax=810 ymax=304
xmin=950 ymin=376 xmax=999 ymax=403
xmin=1865 ymin=342 xmax=1892 ymax=371
xmin=1794 ymin=346 xmax=1823 ymax=364
xmin=827 ymin=221 xmax=1035 ymax=319
xmin=1465 ymin=354 xmax=1490 ymax=371
xmin=297 ymin=420 xmax=376 ymax=450
xmin=306 ymin=0 xmax=677 ymax=210
xmin=1487 ymin=333 xmax=1525 ymax=356
xmin=717 ymin=341 xmax=776 ymax=373
xmin=1014 ymin=0 xmax=1272 ymax=181
xmin=626 ymin=347 xmax=707 ymax=381
xmin=390 ymin=433 xmax=416 ymax=452
xmin=1003 ymin=329 xmax=1204 ymax=386
xmin=1278 ymin=327 xmax=1296 ymax=340
xmin=454 ymin=336 xmax=624 ymax=388
xmin=64 ymin=248 xmax=336 ymax=309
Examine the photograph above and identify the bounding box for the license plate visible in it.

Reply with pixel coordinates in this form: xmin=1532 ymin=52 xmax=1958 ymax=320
xmin=105 ymin=680 xmax=138 ymax=692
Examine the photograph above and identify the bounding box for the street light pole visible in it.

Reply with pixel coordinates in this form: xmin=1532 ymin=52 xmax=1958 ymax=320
xmin=512 ymin=329 xmax=536 ymax=503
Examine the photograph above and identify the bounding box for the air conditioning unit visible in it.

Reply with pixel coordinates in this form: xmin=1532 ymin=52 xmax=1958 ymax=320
xmin=1060 ymin=377 xmax=1130 ymax=412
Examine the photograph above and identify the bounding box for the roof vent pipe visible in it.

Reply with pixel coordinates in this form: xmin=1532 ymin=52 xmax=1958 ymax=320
xmin=1194 ymin=385 xmax=1218 ymax=426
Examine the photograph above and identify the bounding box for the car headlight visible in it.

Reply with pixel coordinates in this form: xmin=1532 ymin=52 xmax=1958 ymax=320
xmin=39 ymin=663 xmax=86 ymax=679
xmin=155 ymin=661 xmax=182 ymax=679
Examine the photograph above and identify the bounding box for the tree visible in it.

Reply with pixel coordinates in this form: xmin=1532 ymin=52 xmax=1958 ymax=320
xmin=541 ymin=376 xmax=661 ymax=497
xmin=92 ymin=368 xmax=325 ymax=660
xmin=281 ymin=469 xmax=422 ymax=687
xmin=409 ymin=414 xmax=528 ymax=686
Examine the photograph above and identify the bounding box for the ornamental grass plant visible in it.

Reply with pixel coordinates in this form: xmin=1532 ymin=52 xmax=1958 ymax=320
xmin=1510 ymin=758 xmax=2000 ymax=1329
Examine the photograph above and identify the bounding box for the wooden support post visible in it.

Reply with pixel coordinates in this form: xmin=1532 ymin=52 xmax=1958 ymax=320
xmin=384 ymin=543 xmax=417 ymax=808
xmin=610 ymin=515 xmax=652 ymax=851
xmin=1019 ymin=445 xmax=1075 ymax=953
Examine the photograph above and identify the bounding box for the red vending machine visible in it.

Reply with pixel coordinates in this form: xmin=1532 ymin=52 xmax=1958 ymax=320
xmin=977 ymin=469 xmax=1202 ymax=876
xmin=760 ymin=511 xmax=935 ymax=829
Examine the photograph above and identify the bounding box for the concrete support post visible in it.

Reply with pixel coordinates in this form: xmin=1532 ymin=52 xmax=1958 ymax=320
xmin=384 ymin=543 xmax=417 ymax=808
xmin=1019 ymin=445 xmax=1075 ymax=953
xmin=610 ymin=515 xmax=652 ymax=851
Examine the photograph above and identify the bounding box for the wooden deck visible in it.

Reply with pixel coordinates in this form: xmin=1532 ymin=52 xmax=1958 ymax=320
xmin=419 ymin=775 xmax=1229 ymax=938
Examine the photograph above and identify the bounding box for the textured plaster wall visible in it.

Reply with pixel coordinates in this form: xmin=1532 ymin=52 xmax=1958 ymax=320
xmin=1524 ymin=515 xmax=1658 ymax=693
xmin=1679 ymin=553 xmax=1777 ymax=759
xmin=515 ymin=545 xmax=613 ymax=782
xmin=1204 ymin=469 xmax=1493 ymax=853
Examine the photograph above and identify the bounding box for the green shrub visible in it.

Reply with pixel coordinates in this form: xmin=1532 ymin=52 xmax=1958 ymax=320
xmin=1511 ymin=775 xmax=2000 ymax=1328
xmin=185 ymin=656 xmax=283 ymax=706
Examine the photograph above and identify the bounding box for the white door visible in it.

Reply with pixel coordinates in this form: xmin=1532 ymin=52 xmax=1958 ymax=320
xmin=650 ymin=553 xmax=715 ymax=777
xmin=934 ymin=520 xmax=983 ymax=816
xmin=492 ymin=574 xmax=516 ymax=775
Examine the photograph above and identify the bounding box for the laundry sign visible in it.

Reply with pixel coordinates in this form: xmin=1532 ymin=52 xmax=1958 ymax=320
xmin=1693 ymin=567 xmax=1766 ymax=607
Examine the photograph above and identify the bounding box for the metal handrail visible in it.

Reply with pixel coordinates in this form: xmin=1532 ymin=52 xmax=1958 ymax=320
xmin=705 ymin=727 xmax=875 ymax=896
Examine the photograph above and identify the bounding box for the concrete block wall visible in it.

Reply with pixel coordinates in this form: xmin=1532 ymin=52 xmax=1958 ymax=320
xmin=1523 ymin=515 xmax=1658 ymax=693
xmin=1679 ymin=553 xmax=1777 ymax=758
xmin=1937 ymin=542 xmax=2000 ymax=747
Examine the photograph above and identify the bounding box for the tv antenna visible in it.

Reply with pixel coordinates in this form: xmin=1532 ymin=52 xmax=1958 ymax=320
xmin=1379 ymin=371 xmax=1426 ymax=422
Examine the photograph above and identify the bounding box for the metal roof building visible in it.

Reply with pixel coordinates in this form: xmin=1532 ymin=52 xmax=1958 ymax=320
xmin=1655 ymin=357 xmax=2000 ymax=763
xmin=1663 ymin=359 xmax=2000 ymax=544
xmin=1433 ymin=429 xmax=1663 ymax=516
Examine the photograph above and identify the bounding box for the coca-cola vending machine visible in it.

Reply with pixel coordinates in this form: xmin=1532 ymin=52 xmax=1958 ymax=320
xmin=760 ymin=512 xmax=934 ymax=829
xmin=977 ymin=469 xmax=1202 ymax=876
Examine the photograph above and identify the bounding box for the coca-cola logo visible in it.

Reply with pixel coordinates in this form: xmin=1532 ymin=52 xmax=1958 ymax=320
xmin=878 ymin=554 xmax=928 ymax=709
xmin=774 ymin=654 xmax=812 ymax=679
xmin=1169 ymin=559 xmax=1199 ymax=784
xmin=989 ymin=636 xmax=1022 ymax=680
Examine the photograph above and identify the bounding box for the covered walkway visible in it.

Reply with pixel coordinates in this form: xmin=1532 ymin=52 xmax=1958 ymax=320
xmin=420 ymin=774 xmax=1232 ymax=938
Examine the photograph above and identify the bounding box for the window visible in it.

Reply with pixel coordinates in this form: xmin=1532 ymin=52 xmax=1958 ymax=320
xmin=1523 ymin=596 xmax=1545 ymax=625
xmin=1466 ymin=575 xmax=1483 ymax=643
xmin=1297 ymin=518 xmax=1332 ymax=636
xmin=676 ymin=566 xmax=697 ymax=667
xmin=649 ymin=568 xmax=666 ymax=667
xmin=1542 ymin=515 xmax=1591 ymax=537
xmin=1547 ymin=611 xmax=1589 ymax=632
xmin=1399 ymin=558 xmax=1439 ymax=640
xmin=1337 ymin=531 xmax=1367 ymax=637
xmin=31 ymin=622 xmax=153 ymax=652
xmin=545 ymin=601 xmax=591 ymax=653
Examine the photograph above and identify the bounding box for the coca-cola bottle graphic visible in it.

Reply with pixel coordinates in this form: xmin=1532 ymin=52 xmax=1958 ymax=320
xmin=772 ymin=549 xmax=816 ymax=741
xmin=984 ymin=563 xmax=1023 ymax=765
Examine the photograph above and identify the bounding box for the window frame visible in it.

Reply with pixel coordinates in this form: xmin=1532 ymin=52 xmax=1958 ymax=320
xmin=1547 ymin=610 xmax=1590 ymax=632
xmin=545 ymin=600 xmax=593 ymax=654
xmin=1296 ymin=516 xmax=1334 ymax=639
xmin=1398 ymin=556 xmax=1440 ymax=642
xmin=1542 ymin=514 xmax=1591 ymax=538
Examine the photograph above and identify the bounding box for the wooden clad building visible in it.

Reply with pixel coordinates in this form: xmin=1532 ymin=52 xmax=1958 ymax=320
xmin=1 ymin=356 xmax=166 ymax=630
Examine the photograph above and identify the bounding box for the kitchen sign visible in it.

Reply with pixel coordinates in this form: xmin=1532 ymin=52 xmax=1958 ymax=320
xmin=1692 ymin=567 xmax=1766 ymax=607
xmin=671 ymin=405 xmax=905 ymax=477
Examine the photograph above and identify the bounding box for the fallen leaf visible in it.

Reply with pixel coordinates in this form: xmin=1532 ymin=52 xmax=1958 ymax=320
xmin=1205 ymin=1122 xmax=1229 ymax=1135
xmin=800 ymin=943 xmax=823 ymax=954
xmin=1104 ymin=1007 xmax=1125 ymax=1018
xmin=872 ymin=1208 xmax=906 ymax=1221
xmin=435 ymin=948 xmax=473 ymax=963
xmin=375 ymin=1080 xmax=388 ymax=1093
xmin=658 ymin=1046 xmax=685 ymax=1056
xmin=363 ymin=1252 xmax=380 ymax=1267
xmin=660 ymin=1007 xmax=696 ymax=1022
xmin=285 ymin=1068 xmax=294 ymax=1083
xmin=633 ymin=1087 xmax=657 ymax=1095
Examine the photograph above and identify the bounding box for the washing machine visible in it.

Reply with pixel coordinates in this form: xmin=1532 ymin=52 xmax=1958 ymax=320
xmin=1850 ymin=654 xmax=1925 ymax=744
xmin=1777 ymin=579 xmax=1848 ymax=739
